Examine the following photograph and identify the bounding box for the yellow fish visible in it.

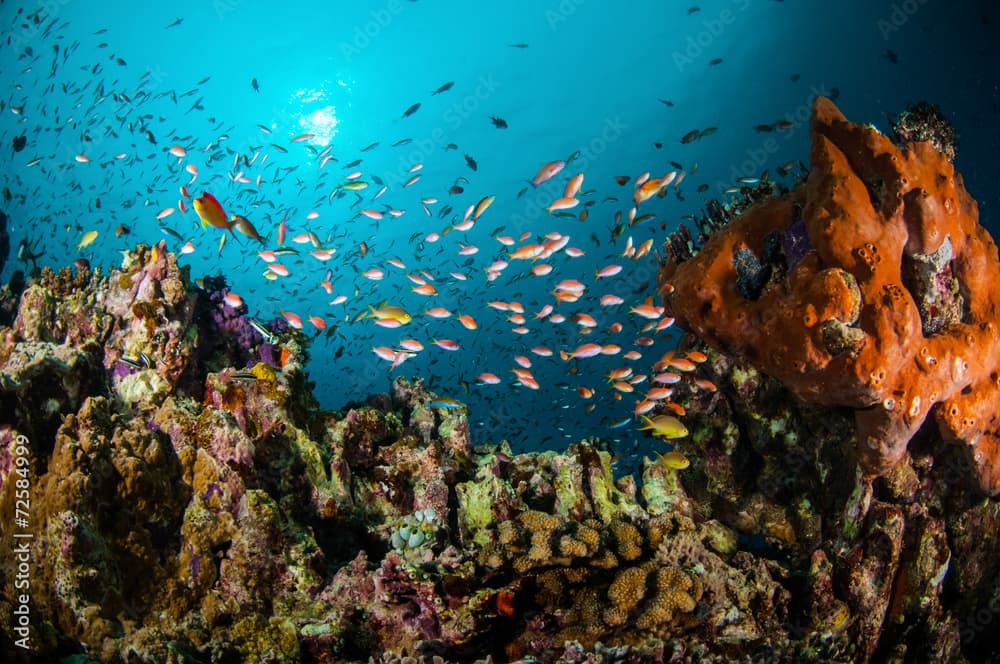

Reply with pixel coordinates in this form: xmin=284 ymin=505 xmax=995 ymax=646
xmin=192 ymin=192 xmax=236 ymax=236
xmin=364 ymin=304 xmax=412 ymax=325
xmin=638 ymin=414 xmax=688 ymax=439
xmin=654 ymin=449 xmax=690 ymax=470
xmin=76 ymin=229 xmax=98 ymax=250
xmin=472 ymin=194 xmax=495 ymax=220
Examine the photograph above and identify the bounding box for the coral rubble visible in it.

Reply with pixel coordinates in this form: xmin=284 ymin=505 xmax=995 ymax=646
xmin=660 ymin=97 xmax=1000 ymax=497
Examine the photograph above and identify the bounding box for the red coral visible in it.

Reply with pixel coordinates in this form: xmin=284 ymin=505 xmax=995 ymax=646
xmin=659 ymin=97 xmax=1000 ymax=495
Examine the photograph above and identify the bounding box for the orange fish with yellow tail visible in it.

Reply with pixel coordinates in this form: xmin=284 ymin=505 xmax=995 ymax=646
xmin=192 ymin=192 xmax=236 ymax=236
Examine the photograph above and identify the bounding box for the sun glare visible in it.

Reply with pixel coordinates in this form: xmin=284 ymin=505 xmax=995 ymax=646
xmin=293 ymin=87 xmax=339 ymax=146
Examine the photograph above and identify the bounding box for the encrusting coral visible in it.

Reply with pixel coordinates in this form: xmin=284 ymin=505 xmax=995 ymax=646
xmin=659 ymin=96 xmax=1000 ymax=496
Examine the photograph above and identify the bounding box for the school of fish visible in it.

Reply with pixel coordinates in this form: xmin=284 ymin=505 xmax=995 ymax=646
xmin=1 ymin=5 xmax=797 ymax=457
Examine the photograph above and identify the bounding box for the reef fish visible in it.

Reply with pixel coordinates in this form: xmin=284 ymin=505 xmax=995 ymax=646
xmin=364 ymin=304 xmax=412 ymax=325
xmin=76 ymin=229 xmax=98 ymax=250
xmin=193 ymin=192 xmax=236 ymax=236
xmin=531 ymin=160 xmax=566 ymax=186
xmin=638 ymin=414 xmax=688 ymax=439
xmin=231 ymin=215 xmax=265 ymax=243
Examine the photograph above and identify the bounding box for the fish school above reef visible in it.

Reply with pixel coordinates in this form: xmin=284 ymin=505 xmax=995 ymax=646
xmin=2 ymin=99 xmax=1000 ymax=662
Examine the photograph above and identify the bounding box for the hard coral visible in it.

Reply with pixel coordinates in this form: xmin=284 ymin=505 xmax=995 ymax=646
xmin=889 ymin=101 xmax=957 ymax=163
xmin=660 ymin=97 xmax=1000 ymax=495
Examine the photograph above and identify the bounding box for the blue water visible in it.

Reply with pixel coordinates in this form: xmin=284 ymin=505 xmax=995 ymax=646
xmin=2 ymin=0 xmax=997 ymax=455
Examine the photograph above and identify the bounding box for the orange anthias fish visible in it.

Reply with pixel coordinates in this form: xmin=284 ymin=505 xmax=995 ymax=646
xmin=531 ymin=159 xmax=566 ymax=187
xmin=193 ymin=192 xmax=236 ymax=236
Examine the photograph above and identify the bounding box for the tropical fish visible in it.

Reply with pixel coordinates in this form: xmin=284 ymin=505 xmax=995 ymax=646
xmin=546 ymin=197 xmax=578 ymax=213
xmin=76 ymin=230 xmax=98 ymax=250
xmin=680 ymin=129 xmax=700 ymax=144
xmin=652 ymin=450 xmax=690 ymax=470
xmin=192 ymin=192 xmax=236 ymax=236
xmin=281 ymin=311 xmax=303 ymax=329
xmin=231 ymin=215 xmax=265 ymax=243
xmin=531 ymin=160 xmax=565 ymax=186
xmin=472 ymin=195 xmax=495 ymax=220
xmin=364 ymin=304 xmax=412 ymax=325
xmin=563 ymin=173 xmax=584 ymax=199
xmin=428 ymin=396 xmax=463 ymax=409
xmin=559 ymin=343 xmax=603 ymax=360
xmin=638 ymin=414 xmax=688 ymax=439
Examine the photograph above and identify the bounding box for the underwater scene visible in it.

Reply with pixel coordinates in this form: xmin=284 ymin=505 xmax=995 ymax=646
xmin=1 ymin=0 xmax=999 ymax=661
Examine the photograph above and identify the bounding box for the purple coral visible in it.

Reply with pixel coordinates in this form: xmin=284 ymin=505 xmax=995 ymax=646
xmin=258 ymin=343 xmax=277 ymax=367
xmin=202 ymin=482 xmax=223 ymax=503
xmin=782 ymin=213 xmax=812 ymax=270
xmin=189 ymin=549 xmax=201 ymax=579
xmin=373 ymin=552 xmax=442 ymax=637
xmin=112 ymin=360 xmax=138 ymax=380
xmin=198 ymin=276 xmax=264 ymax=368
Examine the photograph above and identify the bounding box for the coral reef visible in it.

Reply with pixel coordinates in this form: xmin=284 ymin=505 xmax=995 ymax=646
xmin=889 ymin=100 xmax=957 ymax=163
xmin=660 ymin=97 xmax=1000 ymax=496
xmin=0 ymin=99 xmax=998 ymax=663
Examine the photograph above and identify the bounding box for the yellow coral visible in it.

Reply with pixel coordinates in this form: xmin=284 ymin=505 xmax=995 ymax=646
xmin=536 ymin=570 xmax=567 ymax=605
xmin=498 ymin=520 xmax=518 ymax=546
xmin=479 ymin=543 xmax=505 ymax=570
xmin=558 ymin=535 xmax=588 ymax=559
xmin=574 ymin=524 xmax=601 ymax=552
xmin=636 ymin=602 xmax=674 ymax=630
xmin=562 ymin=567 xmax=590 ymax=584
xmin=527 ymin=543 xmax=551 ymax=562
xmin=588 ymin=550 xmax=618 ymax=569
xmin=250 ymin=362 xmax=276 ymax=381
xmin=607 ymin=565 xmax=649 ymax=611
xmin=602 ymin=606 xmax=628 ymax=626
xmin=521 ymin=510 xmax=561 ymax=532
xmin=635 ymin=566 xmax=702 ymax=630
xmin=513 ymin=556 xmax=534 ymax=575
xmin=576 ymin=588 xmax=603 ymax=633
xmin=610 ymin=519 xmax=643 ymax=561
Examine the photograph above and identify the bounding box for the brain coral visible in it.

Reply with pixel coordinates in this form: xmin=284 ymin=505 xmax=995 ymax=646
xmin=659 ymin=97 xmax=1000 ymax=495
